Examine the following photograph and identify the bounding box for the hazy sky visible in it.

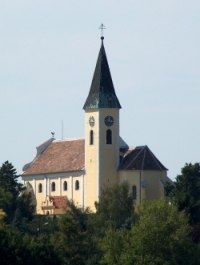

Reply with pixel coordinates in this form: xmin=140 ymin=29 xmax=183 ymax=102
xmin=0 ymin=0 xmax=200 ymax=180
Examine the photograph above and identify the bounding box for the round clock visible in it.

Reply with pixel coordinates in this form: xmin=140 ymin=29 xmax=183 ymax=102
xmin=104 ymin=116 xmax=114 ymax=127
xmin=89 ymin=116 xmax=95 ymax=127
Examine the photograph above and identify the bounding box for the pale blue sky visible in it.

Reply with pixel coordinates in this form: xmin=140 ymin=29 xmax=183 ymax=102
xmin=0 ymin=0 xmax=200 ymax=180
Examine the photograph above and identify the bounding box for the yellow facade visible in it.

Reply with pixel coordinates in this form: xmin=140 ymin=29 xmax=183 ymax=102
xmin=22 ymin=38 xmax=170 ymax=214
xmin=24 ymin=172 xmax=84 ymax=214
xmin=84 ymin=109 xmax=120 ymax=210
xmin=119 ymin=170 xmax=167 ymax=207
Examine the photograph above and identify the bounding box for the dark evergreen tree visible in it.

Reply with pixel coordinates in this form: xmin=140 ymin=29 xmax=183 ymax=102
xmin=0 ymin=161 xmax=23 ymax=222
xmin=0 ymin=161 xmax=22 ymax=197
xmin=0 ymin=161 xmax=35 ymax=226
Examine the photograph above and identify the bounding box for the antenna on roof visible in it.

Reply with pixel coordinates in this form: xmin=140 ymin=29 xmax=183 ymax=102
xmin=51 ymin=132 xmax=55 ymax=138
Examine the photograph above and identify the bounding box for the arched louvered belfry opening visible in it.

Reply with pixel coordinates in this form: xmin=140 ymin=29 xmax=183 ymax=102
xmin=106 ymin=129 xmax=112 ymax=144
xmin=90 ymin=130 xmax=94 ymax=145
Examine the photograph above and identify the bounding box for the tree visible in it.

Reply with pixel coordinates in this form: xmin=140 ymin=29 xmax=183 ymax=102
xmin=122 ymin=200 xmax=198 ymax=265
xmin=95 ymin=183 xmax=135 ymax=230
xmin=12 ymin=188 xmax=36 ymax=229
xmin=0 ymin=161 xmax=23 ymax=222
xmin=0 ymin=187 xmax=13 ymax=217
xmin=99 ymin=227 xmax=128 ymax=265
xmin=174 ymin=163 xmax=200 ymax=225
xmin=0 ymin=224 xmax=25 ymax=265
xmin=0 ymin=161 xmax=36 ymax=226
xmin=53 ymin=202 xmax=92 ymax=265
xmin=166 ymin=163 xmax=200 ymax=242
xmin=23 ymin=234 xmax=61 ymax=265
xmin=0 ymin=161 xmax=22 ymax=198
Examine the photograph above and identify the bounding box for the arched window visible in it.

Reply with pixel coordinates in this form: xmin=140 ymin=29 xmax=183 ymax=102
xmin=51 ymin=182 xmax=56 ymax=192
xmin=106 ymin=129 xmax=112 ymax=144
xmin=90 ymin=130 xmax=94 ymax=145
xmin=63 ymin=181 xmax=68 ymax=191
xmin=38 ymin=183 xmax=42 ymax=193
xmin=132 ymin=185 xmax=137 ymax=200
xmin=75 ymin=180 xmax=79 ymax=190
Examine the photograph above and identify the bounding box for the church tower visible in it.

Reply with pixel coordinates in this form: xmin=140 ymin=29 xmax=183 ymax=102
xmin=83 ymin=36 xmax=121 ymax=210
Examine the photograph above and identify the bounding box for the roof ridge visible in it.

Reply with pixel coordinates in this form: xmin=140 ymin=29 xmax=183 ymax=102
xmin=53 ymin=138 xmax=84 ymax=143
xmin=146 ymin=146 xmax=167 ymax=170
xmin=141 ymin=146 xmax=147 ymax=170
xmin=122 ymin=146 xmax=145 ymax=169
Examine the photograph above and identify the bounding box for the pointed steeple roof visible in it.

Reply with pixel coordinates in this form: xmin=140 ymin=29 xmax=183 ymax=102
xmin=83 ymin=38 xmax=121 ymax=110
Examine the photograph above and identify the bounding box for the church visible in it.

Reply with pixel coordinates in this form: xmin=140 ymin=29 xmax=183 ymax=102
xmin=22 ymin=35 xmax=169 ymax=214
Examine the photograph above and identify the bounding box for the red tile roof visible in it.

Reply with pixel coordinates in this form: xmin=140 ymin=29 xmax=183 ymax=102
xmin=22 ymin=138 xmax=167 ymax=176
xmin=50 ymin=196 xmax=68 ymax=209
xmin=22 ymin=138 xmax=85 ymax=175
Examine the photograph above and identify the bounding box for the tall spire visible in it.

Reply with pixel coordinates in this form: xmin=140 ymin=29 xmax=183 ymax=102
xmin=83 ymin=36 xmax=121 ymax=110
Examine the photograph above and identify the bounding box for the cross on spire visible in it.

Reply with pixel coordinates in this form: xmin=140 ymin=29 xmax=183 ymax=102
xmin=99 ymin=23 xmax=106 ymax=40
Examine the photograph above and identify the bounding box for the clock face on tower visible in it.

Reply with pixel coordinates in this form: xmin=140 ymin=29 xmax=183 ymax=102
xmin=89 ymin=116 xmax=95 ymax=127
xmin=104 ymin=116 xmax=114 ymax=127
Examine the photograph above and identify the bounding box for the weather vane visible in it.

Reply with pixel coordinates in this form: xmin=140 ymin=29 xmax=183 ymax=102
xmin=99 ymin=23 xmax=106 ymax=39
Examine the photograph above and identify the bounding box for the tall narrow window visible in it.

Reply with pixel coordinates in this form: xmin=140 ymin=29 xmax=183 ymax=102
xmin=132 ymin=185 xmax=137 ymax=200
xmin=38 ymin=183 xmax=42 ymax=193
xmin=90 ymin=130 xmax=94 ymax=145
xmin=75 ymin=180 xmax=79 ymax=190
xmin=63 ymin=181 xmax=68 ymax=191
xmin=51 ymin=182 xmax=56 ymax=192
xmin=106 ymin=129 xmax=112 ymax=144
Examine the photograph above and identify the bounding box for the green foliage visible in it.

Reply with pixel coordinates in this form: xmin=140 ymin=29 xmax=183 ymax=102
xmin=165 ymin=163 xmax=200 ymax=242
xmin=0 ymin=187 xmax=13 ymax=216
xmin=99 ymin=200 xmax=199 ymax=265
xmin=23 ymin=234 xmax=60 ymax=265
xmin=164 ymin=181 xmax=175 ymax=198
xmin=100 ymin=227 xmax=128 ymax=265
xmin=0 ymin=172 xmax=198 ymax=265
xmin=0 ymin=161 xmax=23 ymax=223
xmin=123 ymin=200 xmax=198 ymax=265
xmin=95 ymin=182 xmax=134 ymax=229
xmin=11 ymin=191 xmax=36 ymax=231
xmin=0 ymin=161 xmax=36 ymax=226
xmin=0 ymin=225 xmax=24 ymax=265
xmin=0 ymin=161 xmax=22 ymax=198
xmin=53 ymin=202 xmax=92 ymax=265
xmin=175 ymin=163 xmax=200 ymax=225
